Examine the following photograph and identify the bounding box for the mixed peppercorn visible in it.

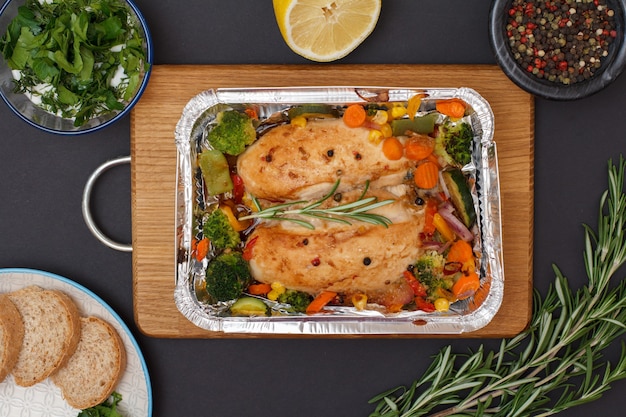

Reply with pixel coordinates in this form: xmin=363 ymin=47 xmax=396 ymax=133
xmin=507 ymin=0 xmax=618 ymax=85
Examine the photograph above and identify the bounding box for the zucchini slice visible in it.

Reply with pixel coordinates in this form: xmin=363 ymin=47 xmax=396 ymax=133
xmin=230 ymin=297 xmax=269 ymax=317
xmin=198 ymin=150 xmax=233 ymax=196
xmin=441 ymin=168 xmax=476 ymax=228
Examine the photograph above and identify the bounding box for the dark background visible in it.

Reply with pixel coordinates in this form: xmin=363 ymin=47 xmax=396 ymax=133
xmin=1 ymin=1 xmax=625 ymax=416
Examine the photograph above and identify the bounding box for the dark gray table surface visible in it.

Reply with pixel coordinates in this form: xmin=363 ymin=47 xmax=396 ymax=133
xmin=1 ymin=1 xmax=625 ymax=416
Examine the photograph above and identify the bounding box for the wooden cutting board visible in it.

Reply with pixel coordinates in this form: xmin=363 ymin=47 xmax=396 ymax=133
xmin=130 ymin=64 xmax=534 ymax=338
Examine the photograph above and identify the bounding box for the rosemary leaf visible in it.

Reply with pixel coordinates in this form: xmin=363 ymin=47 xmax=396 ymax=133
xmin=240 ymin=179 xmax=395 ymax=229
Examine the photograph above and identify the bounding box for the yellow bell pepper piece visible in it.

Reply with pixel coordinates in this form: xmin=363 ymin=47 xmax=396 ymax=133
xmin=433 ymin=213 xmax=455 ymax=242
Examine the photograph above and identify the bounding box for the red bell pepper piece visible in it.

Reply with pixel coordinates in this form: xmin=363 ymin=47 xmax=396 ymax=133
xmin=403 ymin=270 xmax=427 ymax=298
xmin=415 ymin=296 xmax=436 ymax=312
xmin=242 ymin=236 xmax=258 ymax=261
xmin=231 ymin=173 xmax=245 ymax=204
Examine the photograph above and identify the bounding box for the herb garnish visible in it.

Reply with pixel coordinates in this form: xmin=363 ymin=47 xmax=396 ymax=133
xmin=0 ymin=0 xmax=149 ymax=126
xmin=240 ymin=179 xmax=395 ymax=230
xmin=78 ymin=391 xmax=123 ymax=417
xmin=369 ymin=157 xmax=626 ymax=417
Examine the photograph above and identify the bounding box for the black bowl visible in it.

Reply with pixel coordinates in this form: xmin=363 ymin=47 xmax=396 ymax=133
xmin=489 ymin=0 xmax=626 ymax=100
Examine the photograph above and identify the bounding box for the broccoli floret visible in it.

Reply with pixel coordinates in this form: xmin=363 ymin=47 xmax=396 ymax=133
xmin=435 ymin=121 xmax=474 ymax=167
xmin=277 ymin=289 xmax=313 ymax=313
xmin=205 ymin=252 xmax=252 ymax=302
xmin=203 ymin=208 xmax=240 ymax=250
xmin=413 ymin=251 xmax=452 ymax=300
xmin=207 ymin=110 xmax=256 ymax=156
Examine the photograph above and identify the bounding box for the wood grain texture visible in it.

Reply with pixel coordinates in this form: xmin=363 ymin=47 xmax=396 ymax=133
xmin=130 ymin=64 xmax=534 ymax=338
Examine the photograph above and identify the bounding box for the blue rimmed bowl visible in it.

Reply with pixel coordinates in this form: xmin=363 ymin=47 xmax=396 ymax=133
xmin=0 ymin=0 xmax=153 ymax=135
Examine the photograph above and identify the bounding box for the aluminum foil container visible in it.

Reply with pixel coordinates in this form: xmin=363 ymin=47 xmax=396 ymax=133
xmin=173 ymin=87 xmax=503 ymax=335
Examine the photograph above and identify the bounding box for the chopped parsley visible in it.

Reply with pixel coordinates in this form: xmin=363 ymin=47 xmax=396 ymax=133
xmin=78 ymin=392 xmax=124 ymax=417
xmin=0 ymin=0 xmax=149 ymax=126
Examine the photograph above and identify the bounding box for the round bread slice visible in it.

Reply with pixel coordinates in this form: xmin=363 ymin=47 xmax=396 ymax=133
xmin=0 ymin=294 xmax=25 ymax=382
xmin=52 ymin=316 xmax=126 ymax=410
xmin=7 ymin=285 xmax=81 ymax=387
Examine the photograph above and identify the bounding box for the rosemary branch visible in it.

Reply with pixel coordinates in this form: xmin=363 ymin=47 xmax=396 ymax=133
xmin=239 ymin=179 xmax=395 ymax=230
xmin=369 ymin=156 xmax=626 ymax=417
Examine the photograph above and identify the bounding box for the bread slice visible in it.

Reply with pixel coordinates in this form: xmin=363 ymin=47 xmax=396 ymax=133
xmin=7 ymin=285 xmax=81 ymax=387
xmin=0 ymin=294 xmax=25 ymax=382
xmin=52 ymin=316 xmax=126 ymax=409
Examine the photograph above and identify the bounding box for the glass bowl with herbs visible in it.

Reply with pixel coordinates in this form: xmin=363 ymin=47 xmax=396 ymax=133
xmin=0 ymin=0 xmax=152 ymax=135
xmin=489 ymin=0 xmax=626 ymax=100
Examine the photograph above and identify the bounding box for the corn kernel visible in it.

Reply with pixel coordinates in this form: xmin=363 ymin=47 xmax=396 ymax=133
xmin=434 ymin=297 xmax=450 ymax=312
xmin=370 ymin=110 xmax=388 ymax=125
xmin=390 ymin=105 xmax=407 ymax=119
xmin=267 ymin=290 xmax=280 ymax=301
xmin=368 ymin=129 xmax=383 ymax=145
xmin=380 ymin=123 xmax=393 ymax=138
xmin=290 ymin=115 xmax=307 ymax=128
xmin=270 ymin=281 xmax=286 ymax=294
xmin=351 ymin=293 xmax=368 ymax=310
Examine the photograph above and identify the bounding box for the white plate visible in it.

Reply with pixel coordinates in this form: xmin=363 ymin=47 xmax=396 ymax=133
xmin=0 ymin=268 xmax=152 ymax=417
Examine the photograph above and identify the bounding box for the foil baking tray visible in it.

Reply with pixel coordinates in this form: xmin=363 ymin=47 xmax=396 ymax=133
xmin=173 ymin=87 xmax=503 ymax=335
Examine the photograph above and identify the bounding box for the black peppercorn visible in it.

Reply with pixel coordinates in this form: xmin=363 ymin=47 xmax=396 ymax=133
xmin=506 ymin=0 xmax=617 ymax=85
xmin=363 ymin=257 xmax=372 ymax=266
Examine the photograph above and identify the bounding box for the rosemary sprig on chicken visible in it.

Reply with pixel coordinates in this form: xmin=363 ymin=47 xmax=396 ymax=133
xmin=240 ymin=179 xmax=395 ymax=230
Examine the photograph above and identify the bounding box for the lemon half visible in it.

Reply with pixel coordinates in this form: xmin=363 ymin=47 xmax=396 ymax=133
xmin=273 ymin=0 xmax=382 ymax=62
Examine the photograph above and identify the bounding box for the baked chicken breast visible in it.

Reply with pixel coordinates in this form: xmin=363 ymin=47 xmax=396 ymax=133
xmin=237 ymin=118 xmax=415 ymax=200
xmin=245 ymin=189 xmax=423 ymax=301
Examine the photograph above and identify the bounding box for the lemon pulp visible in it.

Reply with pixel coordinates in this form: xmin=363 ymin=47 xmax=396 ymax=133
xmin=273 ymin=0 xmax=381 ymax=62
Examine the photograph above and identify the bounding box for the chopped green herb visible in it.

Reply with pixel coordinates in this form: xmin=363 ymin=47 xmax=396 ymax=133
xmin=78 ymin=391 xmax=123 ymax=417
xmin=0 ymin=0 xmax=150 ymax=126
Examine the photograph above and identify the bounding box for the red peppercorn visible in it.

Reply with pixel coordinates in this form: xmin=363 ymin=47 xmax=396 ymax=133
xmin=311 ymin=257 xmax=321 ymax=266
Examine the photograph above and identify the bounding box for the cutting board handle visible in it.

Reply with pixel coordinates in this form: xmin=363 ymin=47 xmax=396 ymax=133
xmin=82 ymin=156 xmax=133 ymax=252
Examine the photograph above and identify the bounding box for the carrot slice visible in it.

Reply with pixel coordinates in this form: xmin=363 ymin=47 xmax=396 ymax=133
xmin=247 ymin=283 xmax=272 ymax=295
xmin=413 ymin=161 xmax=439 ymax=189
xmin=436 ymin=98 xmax=466 ymax=119
xmin=404 ymin=134 xmax=434 ymax=161
xmin=306 ymin=290 xmax=337 ymax=314
xmin=446 ymin=239 xmax=473 ymax=264
xmin=194 ymin=238 xmax=209 ymax=261
xmin=452 ymin=271 xmax=480 ymax=300
xmin=343 ymin=104 xmax=367 ymax=128
xmin=382 ymin=137 xmax=404 ymax=160
xmin=244 ymin=107 xmax=258 ymax=120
